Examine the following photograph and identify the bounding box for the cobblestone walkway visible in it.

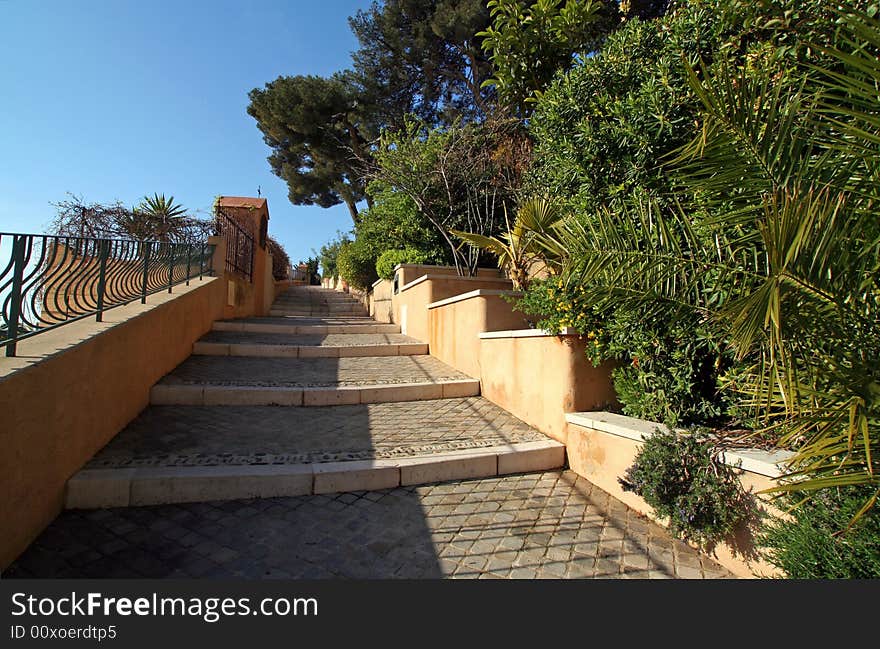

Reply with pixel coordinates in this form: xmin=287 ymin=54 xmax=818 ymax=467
xmin=159 ymin=355 xmax=470 ymax=387
xmin=86 ymin=398 xmax=548 ymax=468
xmin=5 ymin=471 xmax=732 ymax=579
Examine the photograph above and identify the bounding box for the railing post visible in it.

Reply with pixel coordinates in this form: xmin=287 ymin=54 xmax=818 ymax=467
xmin=5 ymin=234 xmax=27 ymax=357
xmin=167 ymin=244 xmax=174 ymax=293
xmin=199 ymin=243 xmax=204 ymax=280
xmin=141 ymin=242 xmax=151 ymax=304
xmin=185 ymin=245 xmax=192 ymax=286
xmin=95 ymin=239 xmax=110 ymax=322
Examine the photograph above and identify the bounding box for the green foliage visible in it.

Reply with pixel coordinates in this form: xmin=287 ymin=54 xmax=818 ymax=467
xmin=544 ymin=4 xmax=880 ymax=502
xmin=609 ymin=317 xmax=728 ymax=427
xmin=515 ymin=3 xmax=740 ymax=427
xmin=349 ymin=0 xmax=494 ymax=124
xmin=527 ymin=1 xmax=730 ymax=213
xmin=336 ymin=238 xmax=378 ymax=290
xmin=620 ymin=430 xmax=753 ymax=545
xmin=247 ymin=73 xmax=371 ymax=222
xmin=452 ymin=197 xmax=564 ymax=289
xmin=303 ymin=256 xmax=320 ymax=285
xmin=376 ymin=248 xmax=430 ymax=280
xmin=355 ymin=180 xmax=448 ymax=264
xmin=759 ymin=485 xmax=880 ymax=578
xmin=479 ymin=0 xmax=609 ymax=117
xmin=317 ymin=233 xmax=350 ymax=280
xmin=516 ymin=279 xmax=730 ymax=426
xmin=369 ymin=116 xmax=531 ymax=273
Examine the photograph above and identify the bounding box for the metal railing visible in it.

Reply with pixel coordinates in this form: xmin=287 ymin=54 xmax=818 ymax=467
xmin=1 ymin=232 xmax=214 ymax=357
xmin=214 ymin=209 xmax=254 ymax=282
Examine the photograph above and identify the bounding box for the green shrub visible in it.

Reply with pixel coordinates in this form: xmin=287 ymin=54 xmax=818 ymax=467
xmin=375 ymin=248 xmax=429 ymax=280
xmin=620 ymin=430 xmax=752 ymax=546
xmin=516 ymin=279 xmax=730 ymax=426
xmin=318 ymin=232 xmax=350 ymax=280
xmin=336 ymin=239 xmax=378 ymax=290
xmin=760 ymin=486 xmax=880 ymax=579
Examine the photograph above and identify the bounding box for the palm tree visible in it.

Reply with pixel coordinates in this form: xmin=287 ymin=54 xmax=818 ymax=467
xmin=451 ymin=197 xmax=565 ymax=289
xmin=555 ymin=8 xmax=880 ymax=511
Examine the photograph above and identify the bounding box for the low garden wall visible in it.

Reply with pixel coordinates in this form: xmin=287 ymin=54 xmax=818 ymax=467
xmin=564 ymin=411 xmax=795 ymax=578
xmin=478 ymin=329 xmax=618 ymax=443
xmin=371 ymin=278 xmax=393 ymax=323
xmin=393 ymin=271 xmax=513 ymax=342
xmin=427 ymin=289 xmax=531 ymax=378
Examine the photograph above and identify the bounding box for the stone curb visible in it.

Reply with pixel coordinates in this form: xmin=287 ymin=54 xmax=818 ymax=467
xmin=65 ymin=440 xmax=566 ymax=508
xmin=150 ymin=380 xmax=481 ymax=406
xmin=565 ymin=411 xmax=796 ymax=478
xmin=213 ymin=322 xmax=401 ymax=335
xmin=192 ymin=341 xmax=429 ymax=359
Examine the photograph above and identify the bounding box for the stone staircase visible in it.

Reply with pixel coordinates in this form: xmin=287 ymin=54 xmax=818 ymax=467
xmin=66 ymin=285 xmax=564 ymax=508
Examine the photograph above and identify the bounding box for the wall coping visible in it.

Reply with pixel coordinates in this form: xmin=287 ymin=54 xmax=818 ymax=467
xmin=393 ymin=263 xmax=502 ymax=273
xmin=0 ymin=277 xmax=221 ymax=381
xmin=427 ymin=289 xmax=522 ymax=310
xmin=479 ymin=327 xmax=578 ymax=339
xmin=371 ymin=278 xmax=390 ymax=289
xmin=565 ymin=411 xmax=796 ymax=478
xmin=398 ymin=273 xmax=513 ymax=294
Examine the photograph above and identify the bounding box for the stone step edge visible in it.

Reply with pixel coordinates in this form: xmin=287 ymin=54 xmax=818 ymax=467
xmin=213 ymin=322 xmax=401 ymax=335
xmin=271 ymin=305 xmax=366 ymax=311
xmin=268 ymin=312 xmax=368 ymax=317
xmin=65 ymin=440 xmax=566 ymax=508
xmin=271 ymin=302 xmax=365 ymax=307
xmin=150 ymin=379 xmax=481 ymax=406
xmin=193 ymin=341 xmax=429 ymax=358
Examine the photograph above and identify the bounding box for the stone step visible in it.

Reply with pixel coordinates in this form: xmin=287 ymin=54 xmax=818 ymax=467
xmin=270 ymin=306 xmax=365 ymax=312
xmin=151 ymin=380 xmax=479 ymax=406
xmin=193 ymin=331 xmax=428 ymax=358
xmin=66 ymin=440 xmax=565 ymax=508
xmin=269 ymin=308 xmax=367 ymax=317
xmin=213 ymin=319 xmax=400 ymax=335
xmin=273 ymin=297 xmax=364 ymax=304
xmin=274 ymin=297 xmax=363 ymax=304
xmin=150 ymin=354 xmax=477 ymax=406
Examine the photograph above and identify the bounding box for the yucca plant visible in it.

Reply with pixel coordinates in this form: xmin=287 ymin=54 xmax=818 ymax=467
xmin=557 ymin=8 xmax=880 ymax=514
xmin=133 ymin=193 xmax=189 ymax=242
xmin=451 ymin=197 xmax=565 ymax=289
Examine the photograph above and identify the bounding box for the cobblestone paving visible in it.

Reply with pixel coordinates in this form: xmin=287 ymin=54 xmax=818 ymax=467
xmin=198 ymin=331 xmax=422 ymax=347
xmin=85 ymin=398 xmax=548 ymax=468
xmin=4 ymin=471 xmax=732 ymax=579
xmin=159 ymin=355 xmax=470 ymax=387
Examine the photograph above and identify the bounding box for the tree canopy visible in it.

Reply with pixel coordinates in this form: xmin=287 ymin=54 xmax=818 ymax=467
xmin=349 ymin=0 xmax=495 ymax=126
xmin=247 ymin=73 xmax=373 ymax=223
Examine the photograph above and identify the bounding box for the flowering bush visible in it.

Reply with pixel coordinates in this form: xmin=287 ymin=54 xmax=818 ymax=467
xmin=515 ymin=278 xmax=731 ymax=426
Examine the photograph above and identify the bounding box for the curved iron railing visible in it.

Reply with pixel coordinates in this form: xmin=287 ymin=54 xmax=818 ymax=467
xmin=0 ymin=232 xmax=214 ymax=357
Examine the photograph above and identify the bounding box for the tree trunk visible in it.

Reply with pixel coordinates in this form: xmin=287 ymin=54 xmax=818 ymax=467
xmin=345 ymin=199 xmax=360 ymax=224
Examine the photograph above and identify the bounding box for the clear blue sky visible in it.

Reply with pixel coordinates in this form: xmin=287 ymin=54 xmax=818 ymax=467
xmin=0 ymin=0 xmax=372 ymax=264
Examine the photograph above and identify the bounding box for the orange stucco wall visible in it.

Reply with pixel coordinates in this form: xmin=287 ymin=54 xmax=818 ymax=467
xmin=371 ymin=279 xmax=393 ymax=323
xmin=393 ymin=274 xmax=515 ymax=342
xmin=0 ymin=278 xmax=227 ymax=569
xmin=428 ymin=292 xmax=532 ymax=378
xmin=215 ymin=197 xmax=272 ymax=318
xmin=478 ymin=334 xmax=618 ymax=443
